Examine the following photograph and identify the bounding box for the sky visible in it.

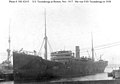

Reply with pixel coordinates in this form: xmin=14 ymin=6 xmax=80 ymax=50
xmin=0 ymin=0 xmax=120 ymax=64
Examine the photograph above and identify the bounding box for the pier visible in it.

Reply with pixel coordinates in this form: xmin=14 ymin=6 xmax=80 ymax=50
xmin=51 ymin=79 xmax=120 ymax=84
xmin=0 ymin=73 xmax=13 ymax=81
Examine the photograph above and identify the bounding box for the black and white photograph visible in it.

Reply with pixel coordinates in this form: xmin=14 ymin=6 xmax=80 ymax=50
xmin=1 ymin=0 xmax=120 ymax=84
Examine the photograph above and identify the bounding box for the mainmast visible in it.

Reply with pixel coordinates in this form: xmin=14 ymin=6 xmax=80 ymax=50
xmin=44 ymin=9 xmax=48 ymax=60
xmin=7 ymin=20 xmax=11 ymax=62
xmin=91 ymin=33 xmax=94 ymax=61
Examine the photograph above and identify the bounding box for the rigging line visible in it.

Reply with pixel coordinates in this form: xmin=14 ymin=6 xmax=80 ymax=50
xmin=80 ymin=43 xmax=120 ymax=53
xmin=80 ymin=41 xmax=120 ymax=51
xmin=87 ymin=50 xmax=90 ymax=58
xmin=95 ymin=43 xmax=120 ymax=50
xmin=94 ymin=41 xmax=120 ymax=48
xmin=47 ymin=40 xmax=53 ymax=53
xmin=68 ymin=42 xmax=120 ymax=53
xmin=94 ymin=43 xmax=120 ymax=50
xmin=39 ymin=39 xmax=45 ymax=54
xmin=7 ymin=54 xmax=12 ymax=59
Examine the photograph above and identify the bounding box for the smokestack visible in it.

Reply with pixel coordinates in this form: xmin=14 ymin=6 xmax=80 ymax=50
xmin=76 ymin=46 xmax=80 ymax=59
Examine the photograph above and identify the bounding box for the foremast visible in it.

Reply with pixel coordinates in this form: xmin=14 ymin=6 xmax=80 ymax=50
xmin=44 ymin=9 xmax=47 ymax=60
xmin=7 ymin=21 xmax=11 ymax=63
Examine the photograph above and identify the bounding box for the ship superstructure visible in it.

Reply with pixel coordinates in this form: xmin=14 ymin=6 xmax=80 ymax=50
xmin=51 ymin=51 xmax=74 ymax=62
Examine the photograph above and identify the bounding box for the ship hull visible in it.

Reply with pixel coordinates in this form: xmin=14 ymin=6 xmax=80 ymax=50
xmin=13 ymin=52 xmax=108 ymax=81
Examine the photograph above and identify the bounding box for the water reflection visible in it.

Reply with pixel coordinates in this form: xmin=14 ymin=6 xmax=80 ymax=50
xmin=0 ymin=81 xmax=13 ymax=84
xmin=1 ymin=73 xmax=112 ymax=84
xmin=1 ymin=67 xmax=113 ymax=84
xmin=51 ymin=73 xmax=112 ymax=83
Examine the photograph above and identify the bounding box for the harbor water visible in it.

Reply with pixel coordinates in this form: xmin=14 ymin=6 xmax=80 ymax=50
xmin=0 ymin=67 xmax=114 ymax=84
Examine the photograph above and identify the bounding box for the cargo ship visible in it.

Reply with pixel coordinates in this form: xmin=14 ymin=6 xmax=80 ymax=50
xmin=13 ymin=48 xmax=108 ymax=81
xmin=13 ymin=10 xmax=108 ymax=81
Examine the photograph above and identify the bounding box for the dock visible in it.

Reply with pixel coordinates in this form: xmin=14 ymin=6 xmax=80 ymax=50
xmin=12 ymin=79 xmax=120 ymax=84
xmin=50 ymin=79 xmax=120 ymax=84
xmin=0 ymin=73 xmax=13 ymax=81
xmin=0 ymin=79 xmax=5 ymax=82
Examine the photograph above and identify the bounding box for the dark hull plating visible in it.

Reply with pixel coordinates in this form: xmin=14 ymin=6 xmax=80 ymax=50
xmin=13 ymin=52 xmax=108 ymax=81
